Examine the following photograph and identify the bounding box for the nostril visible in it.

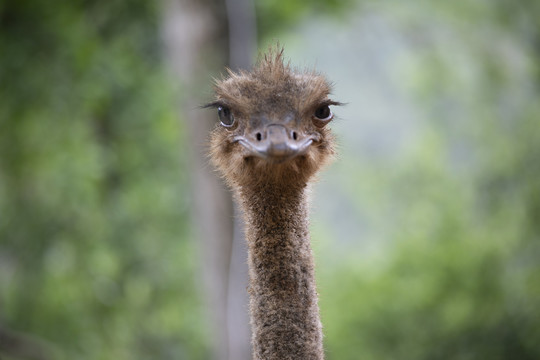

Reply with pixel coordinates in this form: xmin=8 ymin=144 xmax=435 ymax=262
xmin=256 ymin=132 xmax=262 ymax=141
xmin=292 ymin=131 xmax=298 ymax=140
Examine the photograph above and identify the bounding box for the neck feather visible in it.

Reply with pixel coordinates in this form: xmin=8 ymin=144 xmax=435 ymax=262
xmin=236 ymin=184 xmax=324 ymax=360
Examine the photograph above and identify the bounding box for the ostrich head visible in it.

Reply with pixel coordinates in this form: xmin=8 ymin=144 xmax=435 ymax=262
xmin=206 ymin=49 xmax=340 ymax=190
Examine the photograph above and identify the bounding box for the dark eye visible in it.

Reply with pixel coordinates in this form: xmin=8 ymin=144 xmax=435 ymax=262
xmin=314 ymin=105 xmax=331 ymax=119
xmin=218 ymin=106 xmax=235 ymax=127
xmin=312 ymin=105 xmax=333 ymax=128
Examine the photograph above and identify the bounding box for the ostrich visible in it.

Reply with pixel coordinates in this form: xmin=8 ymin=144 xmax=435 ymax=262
xmin=206 ymin=48 xmax=340 ymax=360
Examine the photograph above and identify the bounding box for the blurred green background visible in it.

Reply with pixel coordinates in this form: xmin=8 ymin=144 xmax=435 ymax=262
xmin=1 ymin=0 xmax=539 ymax=359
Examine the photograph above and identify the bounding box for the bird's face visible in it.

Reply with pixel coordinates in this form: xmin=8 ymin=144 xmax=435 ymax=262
xmin=207 ymin=52 xmax=340 ymax=189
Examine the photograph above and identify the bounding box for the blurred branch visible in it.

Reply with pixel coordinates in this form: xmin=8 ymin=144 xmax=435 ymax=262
xmin=0 ymin=325 xmax=53 ymax=360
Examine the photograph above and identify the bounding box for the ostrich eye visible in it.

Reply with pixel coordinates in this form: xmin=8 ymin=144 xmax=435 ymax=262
xmin=314 ymin=105 xmax=331 ymax=120
xmin=312 ymin=105 xmax=333 ymax=128
xmin=218 ymin=106 xmax=235 ymax=127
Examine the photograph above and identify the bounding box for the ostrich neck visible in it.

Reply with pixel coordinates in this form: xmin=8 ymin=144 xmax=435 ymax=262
xmin=237 ymin=183 xmax=324 ymax=360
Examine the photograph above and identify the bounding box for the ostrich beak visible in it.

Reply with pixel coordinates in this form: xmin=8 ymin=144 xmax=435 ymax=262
xmin=234 ymin=124 xmax=320 ymax=163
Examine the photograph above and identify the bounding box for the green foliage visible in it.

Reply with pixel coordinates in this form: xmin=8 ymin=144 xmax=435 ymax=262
xmin=315 ymin=1 xmax=540 ymax=358
xmin=0 ymin=1 xmax=207 ymax=359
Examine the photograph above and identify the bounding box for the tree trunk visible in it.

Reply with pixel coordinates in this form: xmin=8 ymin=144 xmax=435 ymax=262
xmin=223 ymin=0 xmax=257 ymax=359
xmin=160 ymin=0 xmax=254 ymax=359
xmin=161 ymin=1 xmax=232 ymax=358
